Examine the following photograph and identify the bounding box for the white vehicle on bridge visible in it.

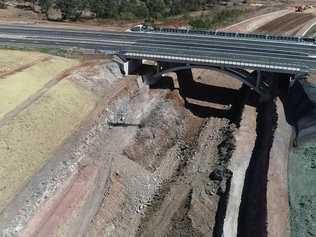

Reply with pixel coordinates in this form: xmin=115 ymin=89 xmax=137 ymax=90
xmin=126 ymin=24 xmax=154 ymax=32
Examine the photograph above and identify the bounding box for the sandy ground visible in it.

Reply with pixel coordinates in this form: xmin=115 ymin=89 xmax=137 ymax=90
xmin=267 ymin=100 xmax=292 ymax=237
xmin=223 ymin=105 xmax=257 ymax=237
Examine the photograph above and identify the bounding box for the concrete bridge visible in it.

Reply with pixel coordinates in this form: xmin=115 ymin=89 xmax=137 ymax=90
xmin=0 ymin=24 xmax=315 ymax=101
xmin=114 ymin=27 xmax=316 ymax=100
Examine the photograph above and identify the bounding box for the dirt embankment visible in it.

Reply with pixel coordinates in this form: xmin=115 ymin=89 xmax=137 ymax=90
xmin=238 ymin=98 xmax=278 ymax=237
xmin=84 ymin=70 xmax=246 ymax=237
xmin=255 ymin=12 xmax=315 ymax=35
xmin=0 ymin=58 xmax=247 ymax=236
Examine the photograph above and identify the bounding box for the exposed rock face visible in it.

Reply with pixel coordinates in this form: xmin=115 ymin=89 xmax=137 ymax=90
xmin=81 ymin=9 xmax=96 ymax=19
xmin=1 ymin=0 xmax=41 ymax=12
xmin=0 ymin=1 xmax=6 ymax=9
xmin=47 ymin=4 xmax=63 ymax=21
xmin=15 ymin=1 xmax=33 ymax=10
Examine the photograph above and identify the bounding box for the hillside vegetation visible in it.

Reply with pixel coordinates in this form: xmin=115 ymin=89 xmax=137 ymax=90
xmin=36 ymin=0 xmax=232 ymax=20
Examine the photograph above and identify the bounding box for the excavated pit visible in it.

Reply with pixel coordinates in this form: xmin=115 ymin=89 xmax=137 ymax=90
xmin=237 ymin=99 xmax=278 ymax=237
xmin=84 ymin=69 xmax=248 ymax=236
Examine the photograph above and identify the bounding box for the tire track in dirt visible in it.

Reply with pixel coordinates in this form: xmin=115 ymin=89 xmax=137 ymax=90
xmin=0 ymin=56 xmax=52 ymax=79
xmin=0 ymin=61 xmax=88 ymax=128
xmin=255 ymin=13 xmax=315 ymax=35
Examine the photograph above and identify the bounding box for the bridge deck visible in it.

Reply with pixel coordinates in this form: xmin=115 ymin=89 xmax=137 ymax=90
xmin=0 ymin=24 xmax=315 ymax=74
xmin=120 ymin=28 xmax=316 ymax=74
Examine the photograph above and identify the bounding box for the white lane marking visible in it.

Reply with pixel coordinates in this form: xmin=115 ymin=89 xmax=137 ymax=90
xmin=0 ymin=24 xmax=313 ymax=48
xmin=0 ymin=33 xmax=135 ymax=45
xmin=26 ymin=36 xmax=135 ymax=45
xmin=0 ymin=36 xmax=134 ymax=46
xmin=0 ymin=33 xmax=27 ymax=39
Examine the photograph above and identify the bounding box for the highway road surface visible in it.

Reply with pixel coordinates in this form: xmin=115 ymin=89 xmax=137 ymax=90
xmin=0 ymin=24 xmax=315 ymax=73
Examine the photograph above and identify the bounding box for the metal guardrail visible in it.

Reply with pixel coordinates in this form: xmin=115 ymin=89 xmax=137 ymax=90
xmin=131 ymin=27 xmax=316 ymax=44
xmin=121 ymin=50 xmax=310 ymax=73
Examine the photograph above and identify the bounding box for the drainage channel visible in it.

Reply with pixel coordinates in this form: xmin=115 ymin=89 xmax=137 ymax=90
xmin=134 ymin=70 xmax=252 ymax=237
xmin=237 ymin=96 xmax=278 ymax=237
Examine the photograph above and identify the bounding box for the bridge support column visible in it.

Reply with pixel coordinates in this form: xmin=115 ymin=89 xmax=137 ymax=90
xmin=255 ymin=71 xmax=279 ymax=102
xmin=116 ymin=59 xmax=142 ymax=75
xmin=176 ymin=68 xmax=194 ymax=99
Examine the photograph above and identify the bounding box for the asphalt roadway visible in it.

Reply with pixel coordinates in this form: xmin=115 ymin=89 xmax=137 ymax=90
xmin=0 ymin=24 xmax=315 ymax=73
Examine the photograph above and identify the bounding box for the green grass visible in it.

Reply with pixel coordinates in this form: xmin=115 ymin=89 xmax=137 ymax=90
xmin=288 ymin=142 xmax=316 ymax=237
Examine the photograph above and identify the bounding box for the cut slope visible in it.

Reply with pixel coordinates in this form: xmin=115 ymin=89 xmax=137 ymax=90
xmin=0 ymin=50 xmax=96 ymax=213
xmin=0 ymin=79 xmax=95 ymax=212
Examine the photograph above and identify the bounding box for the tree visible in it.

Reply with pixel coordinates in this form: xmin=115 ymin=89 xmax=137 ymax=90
xmin=0 ymin=0 xmax=6 ymax=9
xmin=145 ymin=0 xmax=169 ymax=18
xmin=56 ymin=0 xmax=89 ymax=20
xmin=39 ymin=0 xmax=212 ymax=21
xmin=39 ymin=0 xmax=53 ymax=14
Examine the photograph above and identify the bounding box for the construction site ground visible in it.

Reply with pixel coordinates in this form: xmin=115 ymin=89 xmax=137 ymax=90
xmin=0 ymin=9 xmax=315 ymax=237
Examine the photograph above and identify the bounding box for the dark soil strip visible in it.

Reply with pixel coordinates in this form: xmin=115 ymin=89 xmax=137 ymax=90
xmin=237 ymin=98 xmax=278 ymax=237
xmin=213 ymin=86 xmax=250 ymax=237
xmin=255 ymin=13 xmax=314 ymax=35
xmin=212 ymin=168 xmax=232 ymax=237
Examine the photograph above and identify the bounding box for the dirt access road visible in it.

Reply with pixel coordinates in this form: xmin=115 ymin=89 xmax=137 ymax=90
xmin=255 ymin=12 xmax=316 ymax=35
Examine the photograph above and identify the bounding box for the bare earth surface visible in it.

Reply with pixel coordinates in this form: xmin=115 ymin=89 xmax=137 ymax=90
xmin=0 ymin=9 xmax=315 ymax=237
xmin=255 ymin=12 xmax=316 ymax=35
xmin=222 ymin=9 xmax=292 ymax=32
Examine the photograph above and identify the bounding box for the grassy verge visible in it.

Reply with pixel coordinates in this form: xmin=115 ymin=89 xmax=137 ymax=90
xmin=288 ymin=142 xmax=316 ymax=237
xmin=305 ymin=24 xmax=316 ymax=38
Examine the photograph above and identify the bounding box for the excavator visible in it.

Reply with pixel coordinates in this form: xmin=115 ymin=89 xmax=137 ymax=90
xmin=294 ymin=5 xmax=312 ymax=12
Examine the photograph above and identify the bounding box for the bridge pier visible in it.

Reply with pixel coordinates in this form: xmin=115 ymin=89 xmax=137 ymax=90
xmin=114 ymin=58 xmax=285 ymax=101
xmin=175 ymin=68 xmax=195 ymax=99
xmin=114 ymin=57 xmax=316 ymax=138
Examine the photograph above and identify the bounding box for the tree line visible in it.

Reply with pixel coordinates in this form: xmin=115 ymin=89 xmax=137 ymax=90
xmin=37 ymin=0 xmax=217 ymax=20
